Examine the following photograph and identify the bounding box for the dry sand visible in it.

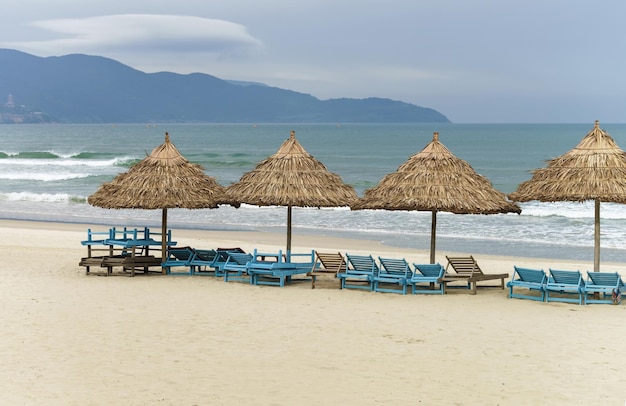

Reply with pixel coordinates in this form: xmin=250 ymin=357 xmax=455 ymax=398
xmin=1 ymin=219 xmax=625 ymax=405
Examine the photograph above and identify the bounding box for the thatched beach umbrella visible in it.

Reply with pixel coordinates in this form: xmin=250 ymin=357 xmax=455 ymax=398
xmin=352 ymin=132 xmax=521 ymax=263
xmin=88 ymin=132 xmax=225 ymax=272
xmin=223 ymin=130 xmax=359 ymax=254
xmin=509 ymin=120 xmax=626 ymax=273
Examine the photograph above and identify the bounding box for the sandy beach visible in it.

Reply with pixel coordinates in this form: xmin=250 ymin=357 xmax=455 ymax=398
xmin=1 ymin=219 xmax=625 ymax=405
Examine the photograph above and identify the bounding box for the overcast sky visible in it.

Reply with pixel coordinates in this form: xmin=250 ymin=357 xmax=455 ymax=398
xmin=1 ymin=1 xmax=624 ymax=123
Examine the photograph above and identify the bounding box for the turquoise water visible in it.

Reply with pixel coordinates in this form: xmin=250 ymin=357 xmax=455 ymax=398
xmin=1 ymin=122 xmax=626 ymax=263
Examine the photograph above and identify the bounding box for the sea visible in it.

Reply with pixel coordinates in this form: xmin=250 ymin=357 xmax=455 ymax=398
xmin=2 ymin=122 xmax=626 ymax=264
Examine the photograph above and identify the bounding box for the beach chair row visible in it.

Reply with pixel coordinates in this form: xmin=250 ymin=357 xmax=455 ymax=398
xmin=311 ymin=252 xmax=510 ymax=295
xmin=310 ymin=252 xmax=447 ymax=295
xmin=507 ymin=266 xmax=624 ymax=305
xmin=164 ymin=247 xmax=316 ymax=287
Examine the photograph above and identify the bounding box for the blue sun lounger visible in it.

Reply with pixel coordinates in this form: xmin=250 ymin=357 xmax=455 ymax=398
xmin=373 ymin=257 xmax=412 ymax=294
xmin=188 ymin=249 xmax=220 ymax=275
xmin=583 ymin=271 xmax=624 ymax=304
xmin=545 ymin=269 xmax=585 ymax=305
xmin=337 ymin=254 xmax=378 ymax=291
xmin=507 ymin=266 xmax=547 ymax=302
xmin=223 ymin=252 xmax=254 ymax=283
xmin=410 ymin=263 xmax=445 ymax=294
xmin=163 ymin=246 xmax=196 ymax=275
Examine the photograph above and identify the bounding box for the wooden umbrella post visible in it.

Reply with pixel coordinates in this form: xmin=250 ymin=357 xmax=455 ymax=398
xmin=430 ymin=210 xmax=437 ymax=264
xmin=594 ymin=198 xmax=600 ymax=273
xmin=161 ymin=208 xmax=168 ymax=275
xmin=286 ymin=205 xmax=292 ymax=260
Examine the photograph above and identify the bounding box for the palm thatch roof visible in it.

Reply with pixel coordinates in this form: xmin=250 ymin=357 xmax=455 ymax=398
xmin=508 ymin=120 xmax=626 ymax=273
xmin=88 ymin=132 xmax=226 ymax=272
xmin=224 ymin=130 xmax=358 ymax=207
xmin=508 ymin=120 xmax=626 ymax=203
xmin=224 ymin=130 xmax=358 ymax=253
xmin=352 ymin=132 xmax=521 ymax=214
xmin=352 ymin=131 xmax=519 ymax=263
xmin=88 ymin=132 xmax=225 ymax=209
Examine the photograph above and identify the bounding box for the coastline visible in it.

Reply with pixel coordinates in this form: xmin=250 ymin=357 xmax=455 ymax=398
xmin=1 ymin=218 xmax=625 ymax=405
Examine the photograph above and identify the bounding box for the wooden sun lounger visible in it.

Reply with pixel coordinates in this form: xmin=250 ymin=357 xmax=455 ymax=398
xmin=308 ymin=251 xmax=346 ymax=289
xmin=442 ymin=255 xmax=508 ymax=294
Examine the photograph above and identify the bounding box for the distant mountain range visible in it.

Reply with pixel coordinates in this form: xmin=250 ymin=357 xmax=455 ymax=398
xmin=0 ymin=48 xmax=450 ymax=124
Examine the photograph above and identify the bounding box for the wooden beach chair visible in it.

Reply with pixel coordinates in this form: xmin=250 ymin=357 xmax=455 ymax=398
xmin=308 ymin=251 xmax=346 ymax=289
xmin=441 ymin=255 xmax=508 ymax=294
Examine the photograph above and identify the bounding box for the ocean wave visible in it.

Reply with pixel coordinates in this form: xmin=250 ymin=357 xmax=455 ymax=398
xmin=0 ymin=156 xmax=136 ymax=168
xmin=0 ymin=192 xmax=86 ymax=203
xmin=519 ymin=201 xmax=626 ymax=219
xmin=0 ymin=173 xmax=92 ymax=181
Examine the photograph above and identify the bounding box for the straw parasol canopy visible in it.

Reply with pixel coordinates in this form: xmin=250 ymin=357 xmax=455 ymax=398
xmin=223 ymin=130 xmax=359 ymax=253
xmin=509 ymin=120 xmax=626 ymax=272
xmin=88 ymin=132 xmax=226 ymax=271
xmin=352 ymin=131 xmax=521 ymax=263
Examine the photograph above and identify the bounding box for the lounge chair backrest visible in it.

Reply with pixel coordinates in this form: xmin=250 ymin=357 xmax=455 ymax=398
xmin=168 ymin=247 xmax=195 ymax=261
xmin=586 ymin=271 xmax=620 ymax=287
xmin=218 ymin=247 xmax=245 ymax=254
xmin=227 ymin=252 xmax=254 ymax=266
xmin=446 ymin=255 xmax=483 ymax=276
xmin=253 ymin=249 xmax=282 ymax=263
xmin=379 ymin=257 xmax=411 ymax=277
xmin=413 ymin=263 xmax=445 ymax=278
xmin=315 ymin=252 xmax=346 ymax=272
xmin=549 ymin=269 xmax=583 ymax=285
xmin=193 ymin=249 xmax=218 ymax=262
xmin=346 ymin=254 xmax=379 ymax=272
xmin=513 ymin=266 xmax=546 ymax=284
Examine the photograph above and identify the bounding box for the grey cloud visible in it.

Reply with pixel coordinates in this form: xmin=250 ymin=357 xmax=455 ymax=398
xmin=4 ymin=14 xmax=263 ymax=57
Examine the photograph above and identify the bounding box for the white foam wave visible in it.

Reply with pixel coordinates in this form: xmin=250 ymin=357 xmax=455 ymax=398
xmin=520 ymin=201 xmax=626 ymax=219
xmin=0 ymin=157 xmax=130 ymax=167
xmin=0 ymin=173 xmax=91 ymax=181
xmin=1 ymin=192 xmax=74 ymax=203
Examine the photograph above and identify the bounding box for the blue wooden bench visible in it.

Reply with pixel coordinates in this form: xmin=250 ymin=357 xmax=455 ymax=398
xmin=545 ymin=269 xmax=585 ymax=305
xmin=248 ymin=249 xmax=315 ymax=287
xmin=373 ymin=257 xmax=412 ymax=294
xmin=583 ymin=271 xmax=623 ymax=304
xmin=507 ymin=266 xmax=547 ymax=301
xmin=410 ymin=263 xmax=445 ymax=294
xmin=337 ymin=254 xmax=378 ymax=291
